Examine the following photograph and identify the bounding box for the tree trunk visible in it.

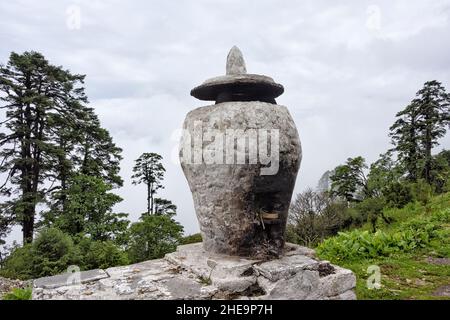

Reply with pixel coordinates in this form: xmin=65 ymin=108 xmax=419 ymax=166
xmin=424 ymin=126 xmax=432 ymax=184
xmin=150 ymin=182 xmax=154 ymax=214
xmin=147 ymin=183 xmax=151 ymax=215
xmin=408 ymin=116 xmax=418 ymax=182
xmin=22 ymin=205 xmax=35 ymax=244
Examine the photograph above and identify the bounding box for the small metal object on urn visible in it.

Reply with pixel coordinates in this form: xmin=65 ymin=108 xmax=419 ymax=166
xmin=180 ymin=46 xmax=301 ymax=258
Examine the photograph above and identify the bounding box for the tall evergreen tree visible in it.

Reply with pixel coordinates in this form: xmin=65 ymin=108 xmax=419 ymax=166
xmin=131 ymin=153 xmax=165 ymax=215
xmin=75 ymin=109 xmax=123 ymax=187
xmin=390 ymin=81 xmax=450 ymax=183
xmin=389 ymin=102 xmax=421 ymax=181
xmin=414 ymin=81 xmax=450 ymax=183
xmin=45 ymin=102 xmax=123 ymax=226
xmin=0 ymin=52 xmax=87 ymax=243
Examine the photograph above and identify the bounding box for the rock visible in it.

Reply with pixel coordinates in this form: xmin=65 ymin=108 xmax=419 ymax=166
xmin=191 ymin=47 xmax=284 ymax=102
xmin=183 ymin=47 xmax=301 ymax=258
xmin=253 ymin=255 xmax=319 ymax=281
xmin=0 ymin=276 xmax=29 ymax=298
xmin=328 ymin=290 xmax=357 ymax=300
xmin=432 ymin=284 xmax=450 ymax=297
xmin=226 ymin=46 xmax=247 ymax=75
xmin=33 ymin=269 xmax=108 ymax=289
xmin=317 ymin=267 xmax=356 ymax=297
xmin=261 ymin=269 xmax=321 ymax=300
xmin=180 ymin=101 xmax=301 ymax=258
xmin=32 ymin=243 xmax=356 ymax=300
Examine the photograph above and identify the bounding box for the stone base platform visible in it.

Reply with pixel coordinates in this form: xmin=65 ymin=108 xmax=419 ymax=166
xmin=32 ymin=243 xmax=356 ymax=300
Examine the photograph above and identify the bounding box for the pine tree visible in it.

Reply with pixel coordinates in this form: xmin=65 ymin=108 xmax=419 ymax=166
xmin=390 ymin=81 xmax=450 ymax=183
xmin=414 ymin=81 xmax=450 ymax=183
xmin=0 ymin=52 xmax=88 ymax=243
xmin=131 ymin=153 xmax=165 ymax=215
xmin=75 ymin=109 xmax=123 ymax=188
xmin=389 ymin=102 xmax=421 ymax=181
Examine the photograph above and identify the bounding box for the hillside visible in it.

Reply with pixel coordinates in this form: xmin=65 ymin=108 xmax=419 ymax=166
xmin=316 ymin=192 xmax=450 ymax=300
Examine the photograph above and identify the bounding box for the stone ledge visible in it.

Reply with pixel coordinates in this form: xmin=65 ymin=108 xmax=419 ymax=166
xmin=32 ymin=243 xmax=356 ymax=300
xmin=34 ymin=269 xmax=108 ymax=289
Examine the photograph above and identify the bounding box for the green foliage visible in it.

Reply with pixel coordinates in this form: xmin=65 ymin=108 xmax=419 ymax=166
xmin=383 ymin=181 xmax=413 ymax=209
xmin=0 ymin=228 xmax=80 ymax=279
xmin=30 ymin=228 xmax=81 ymax=278
xmin=153 ymin=198 xmax=177 ymax=217
xmin=429 ymin=149 xmax=450 ymax=193
xmin=0 ymin=52 xmax=87 ymax=243
xmin=317 ymin=227 xmax=433 ymax=261
xmin=132 ymin=153 xmax=166 ymax=215
xmin=317 ymin=199 xmax=448 ymax=261
xmin=0 ymin=51 xmax=123 ymax=244
xmin=0 ymin=229 xmax=132 ymax=279
xmin=354 ymin=197 xmax=390 ymax=231
xmin=316 ymin=192 xmax=450 ymax=300
xmin=287 ymin=189 xmax=351 ymax=247
xmin=410 ymin=179 xmax=433 ymax=205
xmin=389 ymin=81 xmax=450 ymax=183
xmin=77 ymin=238 xmax=129 ymax=270
xmin=127 ymin=215 xmax=183 ymax=263
xmin=367 ymin=152 xmax=402 ymax=198
xmin=0 ymin=245 xmax=34 ymax=279
xmin=330 ymin=156 xmax=370 ymax=202
xmin=181 ymin=233 xmax=203 ymax=245
xmin=45 ymin=175 xmax=129 ymax=242
xmin=2 ymin=287 xmax=32 ymax=300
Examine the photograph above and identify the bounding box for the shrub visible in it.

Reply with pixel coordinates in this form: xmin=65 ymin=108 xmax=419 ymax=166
xmin=0 ymin=245 xmax=34 ymax=280
xmin=287 ymin=189 xmax=351 ymax=247
xmin=78 ymin=238 xmax=129 ymax=270
xmin=2 ymin=287 xmax=32 ymax=300
xmin=383 ymin=181 xmax=413 ymax=209
xmin=317 ymin=206 xmax=446 ymax=261
xmin=410 ymin=180 xmax=433 ymax=205
xmin=181 ymin=233 xmax=203 ymax=245
xmin=31 ymin=228 xmax=81 ymax=278
xmin=354 ymin=197 xmax=388 ymax=231
xmin=0 ymin=228 xmax=80 ymax=280
xmin=127 ymin=214 xmax=184 ymax=263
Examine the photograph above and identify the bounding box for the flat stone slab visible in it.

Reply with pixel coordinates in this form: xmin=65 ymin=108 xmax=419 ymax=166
xmin=32 ymin=243 xmax=356 ymax=300
xmin=34 ymin=269 xmax=108 ymax=289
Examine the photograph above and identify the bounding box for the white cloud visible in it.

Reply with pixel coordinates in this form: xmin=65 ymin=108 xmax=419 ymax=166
xmin=1 ymin=0 xmax=450 ymax=242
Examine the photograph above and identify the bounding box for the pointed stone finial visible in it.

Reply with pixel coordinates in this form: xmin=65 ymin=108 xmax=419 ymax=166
xmin=226 ymin=46 xmax=247 ymax=75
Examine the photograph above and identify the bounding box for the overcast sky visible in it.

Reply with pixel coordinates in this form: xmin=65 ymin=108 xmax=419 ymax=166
xmin=1 ymin=0 xmax=450 ymax=242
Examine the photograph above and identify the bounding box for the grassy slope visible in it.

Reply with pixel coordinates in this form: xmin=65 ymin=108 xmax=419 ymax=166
xmin=317 ymin=192 xmax=450 ymax=300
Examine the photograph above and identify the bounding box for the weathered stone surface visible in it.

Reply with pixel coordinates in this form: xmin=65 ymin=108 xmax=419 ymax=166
xmin=32 ymin=243 xmax=356 ymax=300
xmin=260 ymin=269 xmax=322 ymax=300
xmin=317 ymin=266 xmax=356 ymax=297
xmin=33 ymin=269 xmax=108 ymax=289
xmin=180 ymin=102 xmax=301 ymax=258
xmin=254 ymin=255 xmax=319 ymax=282
xmin=328 ymin=290 xmax=357 ymax=300
xmin=0 ymin=277 xmax=29 ymax=298
xmin=226 ymin=46 xmax=247 ymax=75
xmin=190 ymin=46 xmax=283 ymax=106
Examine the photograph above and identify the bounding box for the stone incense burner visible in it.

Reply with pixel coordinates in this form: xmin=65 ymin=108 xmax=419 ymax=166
xmin=180 ymin=46 xmax=301 ymax=258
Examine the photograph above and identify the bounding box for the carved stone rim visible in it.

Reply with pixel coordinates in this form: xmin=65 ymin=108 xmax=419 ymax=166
xmin=191 ymin=74 xmax=284 ymax=101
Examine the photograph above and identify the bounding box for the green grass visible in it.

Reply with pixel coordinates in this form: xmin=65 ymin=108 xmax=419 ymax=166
xmin=316 ymin=192 xmax=450 ymax=300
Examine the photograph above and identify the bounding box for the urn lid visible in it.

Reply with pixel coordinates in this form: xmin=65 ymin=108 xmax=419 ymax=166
xmin=190 ymin=46 xmax=284 ymax=103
